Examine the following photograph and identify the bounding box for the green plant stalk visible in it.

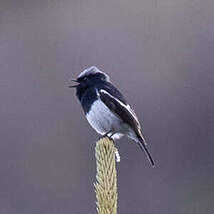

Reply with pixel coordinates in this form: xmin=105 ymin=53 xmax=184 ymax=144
xmin=95 ymin=137 xmax=118 ymax=214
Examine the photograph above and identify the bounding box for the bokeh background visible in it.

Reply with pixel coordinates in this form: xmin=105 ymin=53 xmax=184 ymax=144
xmin=1 ymin=0 xmax=214 ymax=213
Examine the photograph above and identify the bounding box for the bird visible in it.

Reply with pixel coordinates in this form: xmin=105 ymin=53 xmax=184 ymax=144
xmin=69 ymin=66 xmax=154 ymax=166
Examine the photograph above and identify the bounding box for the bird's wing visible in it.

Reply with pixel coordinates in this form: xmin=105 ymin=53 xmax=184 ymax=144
xmin=99 ymin=82 xmax=128 ymax=105
xmin=98 ymin=88 xmax=143 ymax=140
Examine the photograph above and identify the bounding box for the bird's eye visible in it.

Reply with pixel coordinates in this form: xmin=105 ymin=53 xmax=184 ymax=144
xmin=83 ymin=77 xmax=87 ymax=81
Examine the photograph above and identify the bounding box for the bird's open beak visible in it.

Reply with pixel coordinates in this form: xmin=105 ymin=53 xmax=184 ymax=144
xmin=69 ymin=79 xmax=79 ymax=88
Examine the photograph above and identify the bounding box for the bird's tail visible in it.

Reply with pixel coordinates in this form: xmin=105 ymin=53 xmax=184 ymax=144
xmin=137 ymin=135 xmax=155 ymax=167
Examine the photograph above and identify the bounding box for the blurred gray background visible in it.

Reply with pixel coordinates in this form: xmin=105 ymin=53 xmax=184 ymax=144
xmin=0 ymin=0 xmax=214 ymax=213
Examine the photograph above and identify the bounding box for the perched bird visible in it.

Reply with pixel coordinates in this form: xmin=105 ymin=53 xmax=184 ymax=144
xmin=70 ymin=66 xmax=154 ymax=166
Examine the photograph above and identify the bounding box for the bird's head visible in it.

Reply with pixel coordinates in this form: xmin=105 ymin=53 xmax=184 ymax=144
xmin=69 ymin=66 xmax=110 ymax=89
xmin=69 ymin=66 xmax=110 ymax=100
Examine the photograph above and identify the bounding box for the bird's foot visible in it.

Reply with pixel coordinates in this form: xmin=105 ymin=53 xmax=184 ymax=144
xmin=97 ymin=131 xmax=111 ymax=141
xmin=102 ymin=131 xmax=116 ymax=140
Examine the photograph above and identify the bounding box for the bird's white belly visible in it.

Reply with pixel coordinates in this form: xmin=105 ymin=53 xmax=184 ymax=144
xmin=86 ymin=99 xmax=122 ymax=136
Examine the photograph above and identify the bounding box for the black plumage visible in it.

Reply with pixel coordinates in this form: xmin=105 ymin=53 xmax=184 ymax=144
xmin=70 ymin=66 xmax=154 ymax=166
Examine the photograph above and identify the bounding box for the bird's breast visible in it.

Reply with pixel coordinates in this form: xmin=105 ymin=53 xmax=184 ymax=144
xmin=80 ymin=87 xmax=98 ymax=114
xmin=86 ymin=99 xmax=121 ymax=135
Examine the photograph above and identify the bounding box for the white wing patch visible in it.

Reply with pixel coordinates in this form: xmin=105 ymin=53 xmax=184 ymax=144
xmin=85 ymin=89 xmax=123 ymax=138
xmin=99 ymin=89 xmax=140 ymax=127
